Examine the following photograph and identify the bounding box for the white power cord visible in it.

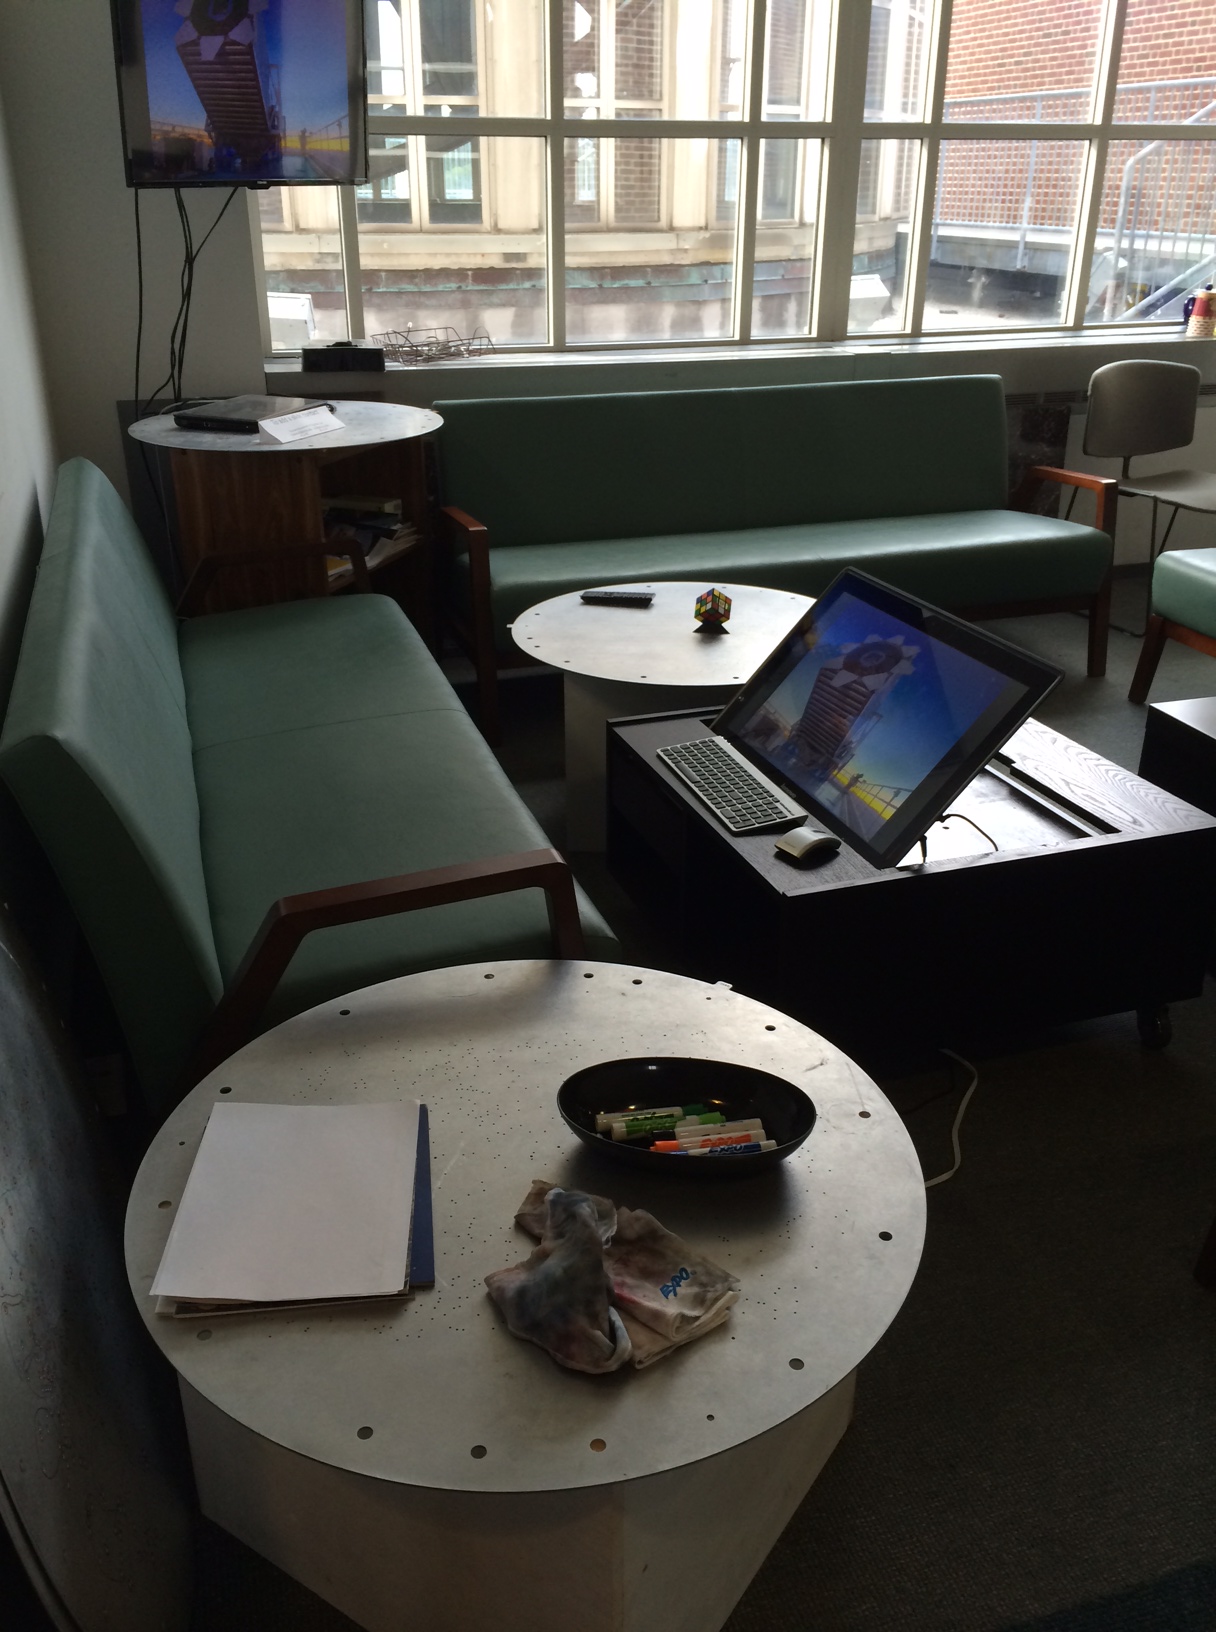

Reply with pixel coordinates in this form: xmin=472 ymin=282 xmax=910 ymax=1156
xmin=923 ymin=1047 xmax=979 ymax=1190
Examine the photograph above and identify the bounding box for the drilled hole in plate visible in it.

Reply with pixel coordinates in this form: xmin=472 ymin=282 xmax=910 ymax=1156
xmin=879 ymin=1231 xmax=893 ymax=1241
xmin=484 ymin=973 xmax=495 ymax=980
xmin=765 ymin=1025 xmax=776 ymax=1032
xmin=197 ymin=1329 xmax=212 ymax=1341
xmin=357 ymin=1426 xmax=373 ymax=1440
xmin=706 ymin=1413 xmax=715 ymax=1421
xmin=590 ymin=1438 xmax=606 ymax=1452
xmin=471 ymin=1444 xmax=488 ymax=1459
xmin=219 ymin=1086 xmax=232 ymax=1094
xmin=858 ymin=1110 xmax=871 ymax=1119
xmin=789 ymin=1357 xmax=804 ymax=1370
xmin=632 ymin=979 xmax=643 ymax=985
xmin=583 ymin=971 xmax=594 ymax=979
xmin=158 ymin=1200 xmax=172 ymax=1209
xmin=339 ymin=1009 xmax=351 ymax=1016
xmin=178 ymin=1140 xmax=186 ymax=1146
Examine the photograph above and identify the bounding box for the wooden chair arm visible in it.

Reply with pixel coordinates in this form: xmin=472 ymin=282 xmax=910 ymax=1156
xmin=1012 ymin=465 xmax=1119 ymax=536
xmin=176 ymin=540 xmax=371 ymax=616
xmin=440 ymin=505 xmax=489 ymax=546
xmin=186 ymin=847 xmax=585 ymax=1084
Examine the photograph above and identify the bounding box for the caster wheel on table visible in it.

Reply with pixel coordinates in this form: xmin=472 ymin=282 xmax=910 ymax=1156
xmin=1136 ymin=1005 xmax=1172 ymax=1049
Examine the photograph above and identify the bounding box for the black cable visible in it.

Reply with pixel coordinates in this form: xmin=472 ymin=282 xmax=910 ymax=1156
xmin=936 ymin=811 xmax=998 ymax=852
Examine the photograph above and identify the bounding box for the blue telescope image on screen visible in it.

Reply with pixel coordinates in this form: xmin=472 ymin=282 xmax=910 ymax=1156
xmin=112 ymin=0 xmax=367 ymax=186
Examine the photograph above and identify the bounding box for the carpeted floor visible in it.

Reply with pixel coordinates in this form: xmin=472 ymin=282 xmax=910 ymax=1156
xmin=8 ymin=580 xmax=1214 ymax=1632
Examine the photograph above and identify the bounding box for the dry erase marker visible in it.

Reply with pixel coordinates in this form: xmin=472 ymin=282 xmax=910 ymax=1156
xmin=666 ymin=1119 xmax=764 ymax=1141
xmin=685 ymin=1140 xmax=776 ymax=1156
xmin=611 ymin=1111 xmax=725 ymax=1140
xmin=651 ymin=1129 xmax=764 ymax=1152
xmin=595 ymin=1103 xmax=706 ymax=1133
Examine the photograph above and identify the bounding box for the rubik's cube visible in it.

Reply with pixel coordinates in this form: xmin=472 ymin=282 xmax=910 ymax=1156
xmin=695 ymin=588 xmax=732 ymax=626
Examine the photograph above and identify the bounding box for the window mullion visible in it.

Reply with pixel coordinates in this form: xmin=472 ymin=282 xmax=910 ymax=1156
xmin=733 ymin=0 xmax=769 ymax=341
xmin=338 ymin=184 xmax=366 ymax=339
xmin=1063 ymin=0 xmax=1128 ymax=327
xmin=813 ymin=0 xmax=870 ymax=339
xmin=547 ymin=0 xmax=567 ymax=347
xmin=903 ymin=0 xmax=954 ymax=336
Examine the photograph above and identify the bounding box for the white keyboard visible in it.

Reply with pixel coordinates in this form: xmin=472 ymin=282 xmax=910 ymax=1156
xmin=657 ymin=736 xmax=806 ymax=834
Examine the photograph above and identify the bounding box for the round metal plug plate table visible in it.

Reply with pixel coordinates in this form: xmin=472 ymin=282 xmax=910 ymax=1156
xmin=126 ymin=959 xmax=924 ymax=1632
xmin=514 ymin=582 xmax=813 ymax=848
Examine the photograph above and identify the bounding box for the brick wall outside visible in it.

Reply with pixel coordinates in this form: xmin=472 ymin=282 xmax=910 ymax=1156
xmin=938 ymin=0 xmax=1216 ymax=232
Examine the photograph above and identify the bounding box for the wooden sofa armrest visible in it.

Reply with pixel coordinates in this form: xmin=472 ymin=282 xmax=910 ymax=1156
xmin=440 ymin=506 xmax=500 ymax=741
xmin=186 ymin=847 xmax=584 ymax=1085
xmin=1012 ymin=465 xmax=1119 ymax=537
xmin=176 ymin=540 xmax=371 ymax=617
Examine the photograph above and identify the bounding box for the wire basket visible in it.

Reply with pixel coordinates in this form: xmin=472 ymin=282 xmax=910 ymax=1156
xmin=371 ymin=326 xmax=495 ymax=365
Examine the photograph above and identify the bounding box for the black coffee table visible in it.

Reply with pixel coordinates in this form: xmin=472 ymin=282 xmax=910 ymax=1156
xmin=607 ymin=710 xmax=1216 ymax=1068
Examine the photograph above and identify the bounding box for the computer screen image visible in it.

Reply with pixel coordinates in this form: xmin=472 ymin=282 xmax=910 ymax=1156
xmin=113 ymin=0 xmax=368 ymax=187
xmin=716 ymin=571 xmax=1062 ymax=869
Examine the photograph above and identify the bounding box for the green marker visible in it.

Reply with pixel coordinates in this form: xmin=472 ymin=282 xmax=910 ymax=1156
xmin=594 ymin=1102 xmax=707 ymax=1134
xmin=610 ymin=1111 xmax=725 ymax=1141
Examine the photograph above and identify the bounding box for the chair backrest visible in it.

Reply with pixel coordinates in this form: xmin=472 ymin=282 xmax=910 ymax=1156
xmin=436 ymin=375 xmax=1010 ymax=547
xmin=1084 ymin=359 xmax=1201 ymax=461
xmin=0 ymin=907 xmax=192 ymax=1631
xmin=0 ymin=459 xmax=222 ymax=1111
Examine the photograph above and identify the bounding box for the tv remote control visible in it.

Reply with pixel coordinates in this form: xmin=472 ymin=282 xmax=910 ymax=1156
xmin=580 ymin=589 xmax=655 ymax=606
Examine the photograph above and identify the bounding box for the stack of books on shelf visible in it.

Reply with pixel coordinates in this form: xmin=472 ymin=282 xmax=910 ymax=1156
xmin=322 ymin=494 xmax=419 ymax=590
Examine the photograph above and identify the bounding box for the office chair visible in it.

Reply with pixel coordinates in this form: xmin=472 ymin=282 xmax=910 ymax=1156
xmin=1084 ymin=359 xmax=1216 ymax=563
xmin=1128 ymin=545 xmax=1216 ymax=702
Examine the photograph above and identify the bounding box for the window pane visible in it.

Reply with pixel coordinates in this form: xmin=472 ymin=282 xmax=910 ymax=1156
xmin=565 ymin=0 xmax=667 ymax=117
xmin=1115 ymin=1 xmax=1216 ymax=123
xmin=763 ymin=0 xmax=831 ymax=121
xmin=864 ymin=0 xmax=929 ymax=122
xmin=566 ymin=138 xmax=737 ymax=342
xmin=1086 ymin=139 xmax=1216 ymax=323
xmin=753 ymin=140 xmax=820 ymax=338
xmin=367 ymin=0 xmax=544 ymax=120
xmin=357 ymin=137 xmax=413 ymax=225
xmin=942 ymin=0 xmax=1103 ymax=122
xmin=849 ymin=139 xmax=917 ymax=332
xmin=259 ymin=188 xmax=348 ymax=351
xmin=359 ymin=138 xmax=547 ymax=345
xmin=923 ymin=140 xmax=1085 ymax=329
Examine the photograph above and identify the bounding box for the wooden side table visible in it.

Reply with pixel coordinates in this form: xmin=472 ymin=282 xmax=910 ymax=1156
xmin=125 ymin=958 xmax=925 ymax=1632
xmin=128 ymin=402 xmax=442 ymax=644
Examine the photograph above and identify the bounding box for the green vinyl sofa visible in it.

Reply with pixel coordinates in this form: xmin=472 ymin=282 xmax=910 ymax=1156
xmin=436 ymin=373 xmax=1117 ymax=739
xmin=0 ymin=458 xmax=614 ymax=1117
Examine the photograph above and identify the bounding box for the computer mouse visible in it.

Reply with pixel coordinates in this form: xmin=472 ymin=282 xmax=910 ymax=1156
xmin=774 ymin=825 xmax=841 ymax=864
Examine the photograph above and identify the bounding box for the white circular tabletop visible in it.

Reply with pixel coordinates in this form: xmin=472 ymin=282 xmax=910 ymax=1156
xmin=125 ymin=960 xmax=924 ymax=1496
xmin=514 ymin=581 xmax=813 ymax=689
xmin=128 ymin=399 xmax=442 ymax=454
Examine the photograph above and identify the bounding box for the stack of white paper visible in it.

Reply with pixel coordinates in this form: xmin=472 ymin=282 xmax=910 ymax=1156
xmin=152 ymin=1101 xmax=419 ymax=1315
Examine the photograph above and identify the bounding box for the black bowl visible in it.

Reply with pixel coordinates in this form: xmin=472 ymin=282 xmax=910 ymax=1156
xmin=557 ymin=1056 xmax=816 ymax=1180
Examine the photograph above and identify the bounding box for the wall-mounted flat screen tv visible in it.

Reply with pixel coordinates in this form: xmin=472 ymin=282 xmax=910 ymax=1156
xmin=111 ymin=0 xmax=367 ymax=187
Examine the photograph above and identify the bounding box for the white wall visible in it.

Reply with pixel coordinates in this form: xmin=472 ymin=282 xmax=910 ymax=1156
xmin=0 ymin=0 xmax=265 ymax=499
xmin=0 ymin=81 xmax=53 ymax=704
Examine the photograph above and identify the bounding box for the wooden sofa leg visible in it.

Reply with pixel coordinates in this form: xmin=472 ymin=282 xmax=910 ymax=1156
xmin=475 ymin=638 xmax=502 ymax=745
xmin=1087 ymin=579 xmax=1111 ymax=679
xmin=1129 ymin=615 xmax=1168 ymax=704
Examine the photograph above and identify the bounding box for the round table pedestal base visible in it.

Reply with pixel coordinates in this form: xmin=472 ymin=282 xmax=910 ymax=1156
xmin=182 ymin=1371 xmax=854 ymax=1632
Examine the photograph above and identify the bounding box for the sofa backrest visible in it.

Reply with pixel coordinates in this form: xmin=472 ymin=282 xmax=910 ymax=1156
xmin=436 ymin=374 xmax=1009 ymax=546
xmin=0 ymin=459 xmax=222 ymax=1109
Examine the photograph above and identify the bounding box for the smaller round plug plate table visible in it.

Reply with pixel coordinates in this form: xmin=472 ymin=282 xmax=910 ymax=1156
xmin=513 ymin=582 xmax=813 ymax=848
xmin=125 ymin=959 xmax=924 ymax=1632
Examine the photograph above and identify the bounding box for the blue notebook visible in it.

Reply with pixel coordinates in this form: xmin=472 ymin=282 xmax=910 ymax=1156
xmin=409 ymin=1105 xmax=434 ymax=1289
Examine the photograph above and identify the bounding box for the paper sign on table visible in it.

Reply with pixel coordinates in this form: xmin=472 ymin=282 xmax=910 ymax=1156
xmin=151 ymin=1101 xmax=418 ymax=1304
xmin=259 ymin=404 xmax=344 ymax=443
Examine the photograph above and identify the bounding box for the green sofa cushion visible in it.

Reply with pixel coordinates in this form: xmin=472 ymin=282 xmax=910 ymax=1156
xmin=1151 ymin=547 xmax=1216 ymax=633
xmin=436 ymin=376 xmax=1009 ymax=547
xmin=0 ymin=460 xmax=221 ymax=1096
xmin=193 ymin=707 xmax=615 ymax=1026
xmin=455 ymin=510 xmax=1114 ymax=648
xmin=181 ymin=594 xmax=465 ymax=750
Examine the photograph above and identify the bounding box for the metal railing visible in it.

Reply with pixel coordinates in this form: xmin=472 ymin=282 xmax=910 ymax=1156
xmin=933 ymin=77 xmax=1216 ymax=318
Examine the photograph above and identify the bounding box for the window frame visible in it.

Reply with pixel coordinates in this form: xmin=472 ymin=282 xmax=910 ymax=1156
xmin=262 ymin=0 xmax=1216 ymax=353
